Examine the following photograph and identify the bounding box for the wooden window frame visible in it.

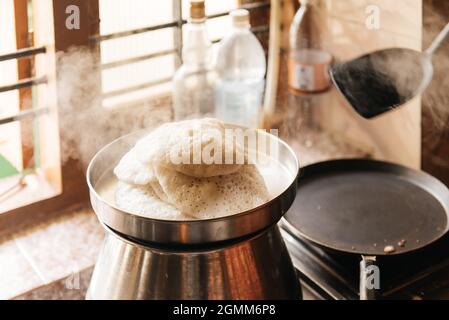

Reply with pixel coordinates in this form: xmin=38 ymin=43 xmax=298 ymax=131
xmin=0 ymin=0 xmax=99 ymax=237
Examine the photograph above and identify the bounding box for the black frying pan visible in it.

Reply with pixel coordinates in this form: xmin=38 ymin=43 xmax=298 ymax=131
xmin=283 ymin=159 xmax=449 ymax=300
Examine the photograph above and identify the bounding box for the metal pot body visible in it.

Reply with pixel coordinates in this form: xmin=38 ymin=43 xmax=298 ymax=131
xmin=87 ymin=226 xmax=301 ymax=300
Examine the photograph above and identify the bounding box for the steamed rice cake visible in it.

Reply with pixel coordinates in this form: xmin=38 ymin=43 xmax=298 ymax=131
xmin=113 ymin=118 xmax=270 ymax=220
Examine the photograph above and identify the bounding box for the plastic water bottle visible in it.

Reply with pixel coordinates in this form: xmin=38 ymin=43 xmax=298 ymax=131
xmin=173 ymin=0 xmax=215 ymax=120
xmin=214 ymin=9 xmax=266 ymax=128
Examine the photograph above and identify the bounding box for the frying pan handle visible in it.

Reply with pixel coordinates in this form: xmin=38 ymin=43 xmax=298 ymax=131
xmin=360 ymin=256 xmax=379 ymax=300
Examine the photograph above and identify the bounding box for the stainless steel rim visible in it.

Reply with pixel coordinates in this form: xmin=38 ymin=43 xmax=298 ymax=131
xmin=87 ymin=129 xmax=300 ymax=245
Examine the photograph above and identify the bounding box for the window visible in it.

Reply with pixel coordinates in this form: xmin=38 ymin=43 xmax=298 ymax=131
xmin=0 ymin=0 xmax=269 ymax=218
xmin=0 ymin=0 xmax=22 ymax=179
xmin=0 ymin=0 xmax=61 ymax=214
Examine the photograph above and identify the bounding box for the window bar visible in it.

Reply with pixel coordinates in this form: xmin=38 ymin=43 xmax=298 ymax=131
xmin=91 ymin=21 xmax=179 ymax=43
xmin=211 ymin=25 xmax=269 ymax=43
xmin=173 ymin=0 xmax=183 ymax=66
xmin=251 ymin=25 xmax=270 ymax=34
xmin=100 ymin=23 xmax=270 ymax=96
xmin=91 ymin=1 xmax=270 ymax=43
xmin=0 ymin=76 xmax=47 ymax=93
xmin=0 ymin=46 xmax=46 ymax=62
xmin=0 ymin=176 xmax=27 ymax=203
xmin=100 ymin=26 xmax=269 ymax=70
xmin=205 ymin=1 xmax=270 ymax=20
xmin=101 ymin=77 xmax=173 ymax=99
xmin=101 ymin=49 xmax=177 ymax=70
xmin=0 ymin=107 xmax=49 ymax=126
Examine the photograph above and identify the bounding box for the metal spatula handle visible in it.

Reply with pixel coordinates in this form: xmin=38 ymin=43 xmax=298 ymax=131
xmin=426 ymin=22 xmax=449 ymax=56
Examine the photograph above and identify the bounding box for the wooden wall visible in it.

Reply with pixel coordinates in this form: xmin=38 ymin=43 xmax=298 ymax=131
xmin=422 ymin=0 xmax=449 ymax=185
xmin=320 ymin=0 xmax=423 ymax=169
xmin=273 ymin=0 xmax=422 ymax=168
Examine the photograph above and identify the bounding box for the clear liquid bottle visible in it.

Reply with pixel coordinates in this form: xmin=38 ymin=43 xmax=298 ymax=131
xmin=214 ymin=9 xmax=266 ymax=128
xmin=288 ymin=0 xmax=332 ymax=94
xmin=173 ymin=0 xmax=215 ymax=120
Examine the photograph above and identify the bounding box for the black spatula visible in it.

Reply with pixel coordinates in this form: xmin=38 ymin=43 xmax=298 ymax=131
xmin=331 ymin=23 xmax=449 ymax=119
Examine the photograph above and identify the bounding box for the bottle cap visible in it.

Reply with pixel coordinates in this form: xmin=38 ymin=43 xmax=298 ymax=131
xmin=230 ymin=9 xmax=250 ymax=28
xmin=189 ymin=0 xmax=206 ymax=22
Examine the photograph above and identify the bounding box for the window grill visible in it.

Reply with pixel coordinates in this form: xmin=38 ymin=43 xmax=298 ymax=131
xmin=95 ymin=0 xmax=270 ymax=106
xmin=0 ymin=47 xmax=47 ymax=125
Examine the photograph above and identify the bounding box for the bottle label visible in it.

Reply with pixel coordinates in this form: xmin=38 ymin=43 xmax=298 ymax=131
xmin=290 ymin=62 xmax=315 ymax=91
xmin=288 ymin=52 xmax=332 ymax=93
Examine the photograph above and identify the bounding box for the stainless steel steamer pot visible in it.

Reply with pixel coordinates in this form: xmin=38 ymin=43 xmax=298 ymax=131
xmin=86 ymin=128 xmax=302 ymax=300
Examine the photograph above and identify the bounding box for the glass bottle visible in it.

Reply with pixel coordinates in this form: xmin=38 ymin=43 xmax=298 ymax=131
xmin=172 ymin=0 xmax=215 ymax=120
xmin=288 ymin=0 xmax=332 ymax=94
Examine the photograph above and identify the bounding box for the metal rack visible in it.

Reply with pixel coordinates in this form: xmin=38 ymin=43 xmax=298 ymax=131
xmin=94 ymin=0 xmax=270 ymax=99
xmin=0 ymin=46 xmax=48 ymax=125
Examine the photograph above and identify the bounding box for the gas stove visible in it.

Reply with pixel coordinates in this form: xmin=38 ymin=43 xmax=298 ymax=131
xmin=280 ymin=223 xmax=449 ymax=300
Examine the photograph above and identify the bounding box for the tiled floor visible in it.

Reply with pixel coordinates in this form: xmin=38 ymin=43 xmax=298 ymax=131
xmin=13 ymin=267 xmax=94 ymax=300
xmin=0 ymin=208 xmax=104 ymax=299
xmin=0 ymin=235 xmax=43 ymax=299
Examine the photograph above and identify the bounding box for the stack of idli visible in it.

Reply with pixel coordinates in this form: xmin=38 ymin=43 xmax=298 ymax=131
xmin=113 ymin=118 xmax=269 ymax=220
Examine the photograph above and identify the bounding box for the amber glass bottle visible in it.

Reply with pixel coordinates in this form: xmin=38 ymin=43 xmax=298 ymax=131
xmin=288 ymin=0 xmax=332 ymax=94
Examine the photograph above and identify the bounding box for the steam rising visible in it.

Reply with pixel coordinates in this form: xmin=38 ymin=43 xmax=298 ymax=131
xmin=331 ymin=48 xmax=428 ymax=119
xmin=56 ymin=47 xmax=172 ymax=169
xmin=422 ymin=0 xmax=449 ymax=136
xmin=54 ymin=1 xmax=448 ymax=168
